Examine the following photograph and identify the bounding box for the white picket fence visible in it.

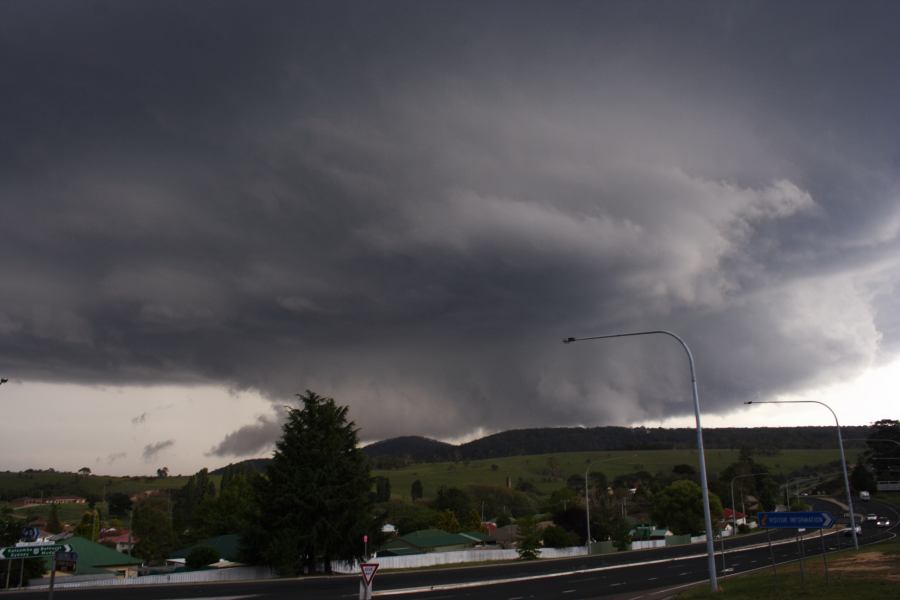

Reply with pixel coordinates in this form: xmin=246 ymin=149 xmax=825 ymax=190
xmin=332 ymin=545 xmax=587 ymax=573
xmin=28 ymin=565 xmax=276 ymax=590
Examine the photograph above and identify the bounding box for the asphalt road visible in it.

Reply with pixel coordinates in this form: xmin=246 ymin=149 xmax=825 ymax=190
xmin=2 ymin=497 xmax=896 ymax=600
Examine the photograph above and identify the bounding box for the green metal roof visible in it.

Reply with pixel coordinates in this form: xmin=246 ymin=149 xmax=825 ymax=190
xmin=459 ymin=531 xmax=492 ymax=543
xmin=391 ymin=529 xmax=476 ymax=550
xmin=169 ymin=534 xmax=241 ymax=562
xmin=44 ymin=536 xmax=142 ymax=575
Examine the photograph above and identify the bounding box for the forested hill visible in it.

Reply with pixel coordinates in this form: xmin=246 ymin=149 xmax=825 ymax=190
xmin=362 ymin=425 xmax=873 ymax=465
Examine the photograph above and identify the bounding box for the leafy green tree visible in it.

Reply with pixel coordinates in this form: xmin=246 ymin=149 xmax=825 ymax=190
xmin=651 ymin=480 xmax=723 ymax=536
xmin=865 ymin=419 xmax=900 ymax=479
xmin=431 ymin=486 xmax=474 ymax=524
xmin=133 ymin=495 xmax=178 ymax=565
xmin=672 ymin=464 xmax=696 ymax=479
xmin=609 ymin=514 xmax=632 ymax=551
xmin=542 ymin=525 xmax=579 ymax=548
xmin=382 ymin=499 xmax=439 ymax=534
xmin=544 ymin=487 xmax=578 ymax=514
xmin=75 ymin=508 xmax=101 ymax=541
xmin=373 ymin=476 xmax=391 ymax=502
xmin=186 ymin=545 xmax=220 ymax=569
xmin=462 ymin=508 xmax=482 ymax=531
xmin=107 ymin=492 xmax=133 ymax=518
xmin=173 ymin=468 xmax=217 ymax=540
xmin=467 ymin=484 xmax=537 ymax=518
xmin=243 ymin=390 xmax=374 ymax=575
xmin=434 ymin=509 xmax=461 ymax=533
xmin=410 ymin=479 xmax=423 ymax=501
xmin=850 ymin=460 xmax=876 ymax=493
xmin=195 ymin=470 xmax=256 ymax=538
xmin=46 ymin=503 xmax=63 ymax=534
xmin=515 ymin=516 xmax=541 ymax=560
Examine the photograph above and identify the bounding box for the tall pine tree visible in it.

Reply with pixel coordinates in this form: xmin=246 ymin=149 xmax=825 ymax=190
xmin=243 ymin=390 xmax=375 ymax=575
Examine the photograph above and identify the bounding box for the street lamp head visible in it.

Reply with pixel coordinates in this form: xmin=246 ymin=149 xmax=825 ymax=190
xmin=563 ymin=337 xmax=576 ymax=344
xmin=743 ymin=401 xmax=753 ymax=405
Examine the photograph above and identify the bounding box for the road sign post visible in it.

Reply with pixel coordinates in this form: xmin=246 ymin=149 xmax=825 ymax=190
xmin=0 ymin=544 xmax=72 ymax=560
xmin=359 ymin=562 xmax=378 ymax=600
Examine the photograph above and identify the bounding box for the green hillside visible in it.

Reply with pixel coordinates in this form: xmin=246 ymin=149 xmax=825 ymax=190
xmin=373 ymin=448 xmax=862 ymax=500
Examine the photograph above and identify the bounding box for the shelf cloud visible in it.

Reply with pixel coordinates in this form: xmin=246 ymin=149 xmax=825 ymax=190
xmin=2 ymin=2 xmax=898 ymax=458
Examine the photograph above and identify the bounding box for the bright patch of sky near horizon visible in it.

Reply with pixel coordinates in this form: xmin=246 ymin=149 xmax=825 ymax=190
xmin=1 ymin=355 xmax=896 ymax=476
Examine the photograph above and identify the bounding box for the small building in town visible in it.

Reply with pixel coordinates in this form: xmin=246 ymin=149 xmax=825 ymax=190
xmin=378 ymin=529 xmax=494 ymax=556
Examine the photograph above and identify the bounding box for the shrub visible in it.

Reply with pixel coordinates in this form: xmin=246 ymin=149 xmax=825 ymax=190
xmin=185 ymin=545 xmax=220 ymax=569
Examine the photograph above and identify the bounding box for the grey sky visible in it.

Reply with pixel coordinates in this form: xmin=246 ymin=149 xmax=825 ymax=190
xmin=1 ymin=2 xmax=898 ymax=470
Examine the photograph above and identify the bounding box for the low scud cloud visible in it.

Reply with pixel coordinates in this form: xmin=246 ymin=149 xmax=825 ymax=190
xmin=2 ymin=2 xmax=899 ymax=459
xmin=142 ymin=440 xmax=175 ymax=461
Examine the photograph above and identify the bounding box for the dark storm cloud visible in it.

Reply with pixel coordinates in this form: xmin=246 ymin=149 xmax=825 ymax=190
xmin=2 ymin=2 xmax=899 ymax=455
xmin=105 ymin=452 xmax=127 ymax=465
xmin=208 ymin=413 xmax=282 ymax=457
xmin=142 ymin=440 xmax=174 ymax=461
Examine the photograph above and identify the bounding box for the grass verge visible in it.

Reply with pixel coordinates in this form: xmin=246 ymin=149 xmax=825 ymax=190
xmin=675 ymin=538 xmax=900 ymax=600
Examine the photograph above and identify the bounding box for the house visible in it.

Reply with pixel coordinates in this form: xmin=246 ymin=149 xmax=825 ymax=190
xmin=98 ymin=528 xmax=138 ymax=554
xmin=723 ymin=508 xmax=747 ymax=527
xmin=10 ymin=496 xmax=87 ymax=508
xmin=378 ymin=529 xmax=491 ymax=556
xmin=43 ymin=536 xmax=142 ymax=578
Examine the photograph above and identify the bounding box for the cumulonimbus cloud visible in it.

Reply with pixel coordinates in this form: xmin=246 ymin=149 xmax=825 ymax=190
xmin=1 ymin=3 xmax=899 ymax=457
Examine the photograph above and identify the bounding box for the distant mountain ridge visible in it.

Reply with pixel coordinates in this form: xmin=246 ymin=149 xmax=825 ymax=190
xmin=361 ymin=425 xmax=873 ymax=465
xmin=212 ymin=425 xmax=874 ymax=472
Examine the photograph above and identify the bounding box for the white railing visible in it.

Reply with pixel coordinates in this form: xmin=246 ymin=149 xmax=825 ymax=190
xmin=28 ymin=566 xmax=275 ymax=590
xmin=630 ymin=539 xmax=667 ymax=550
xmin=332 ymin=546 xmax=588 ymax=573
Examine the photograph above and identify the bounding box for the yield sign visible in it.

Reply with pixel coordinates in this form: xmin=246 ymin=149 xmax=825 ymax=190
xmin=360 ymin=562 xmax=379 ymax=585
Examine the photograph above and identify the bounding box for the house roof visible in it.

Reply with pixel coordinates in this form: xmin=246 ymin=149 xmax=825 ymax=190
xmin=459 ymin=531 xmax=492 ymax=543
xmin=723 ymin=508 xmax=746 ymax=519
xmin=45 ymin=536 xmax=142 ymax=575
xmin=387 ymin=529 xmax=476 ymax=550
xmin=169 ymin=534 xmax=241 ymax=562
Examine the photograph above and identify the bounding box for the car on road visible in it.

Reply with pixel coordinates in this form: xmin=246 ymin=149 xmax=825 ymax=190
xmin=866 ymin=513 xmax=878 ymax=521
xmin=876 ymin=517 xmax=892 ymax=528
xmin=842 ymin=525 xmax=862 ymax=536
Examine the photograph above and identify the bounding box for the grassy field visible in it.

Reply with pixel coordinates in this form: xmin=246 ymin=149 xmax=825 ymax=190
xmin=373 ymin=448 xmax=862 ymax=499
xmin=873 ymin=491 xmax=900 ymax=509
xmin=0 ymin=470 xmax=207 ymax=526
xmin=676 ymin=537 xmax=900 ymax=599
xmin=9 ymin=501 xmax=111 ymax=526
xmin=0 ymin=470 xmax=195 ymax=497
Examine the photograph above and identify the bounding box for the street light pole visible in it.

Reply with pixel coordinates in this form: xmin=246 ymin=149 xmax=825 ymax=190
xmin=584 ymin=465 xmax=591 ymax=553
xmin=564 ymin=330 xmax=719 ymax=592
xmin=744 ymin=400 xmax=858 ymax=550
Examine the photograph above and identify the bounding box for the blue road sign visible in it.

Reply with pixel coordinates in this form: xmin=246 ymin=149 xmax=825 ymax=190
xmin=758 ymin=511 xmax=835 ymax=529
xmin=19 ymin=527 xmax=39 ymax=542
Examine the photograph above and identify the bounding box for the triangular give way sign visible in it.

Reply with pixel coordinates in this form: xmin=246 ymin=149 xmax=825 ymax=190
xmin=360 ymin=562 xmax=379 ymax=585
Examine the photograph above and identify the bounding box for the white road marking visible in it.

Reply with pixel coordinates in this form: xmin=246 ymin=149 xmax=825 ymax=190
xmin=562 ymin=590 xmax=576 ymax=594
xmin=610 ymin=582 xmax=624 ymax=587
xmin=373 ymin=530 xmax=843 ymax=596
xmin=678 ymin=572 xmax=689 ymax=576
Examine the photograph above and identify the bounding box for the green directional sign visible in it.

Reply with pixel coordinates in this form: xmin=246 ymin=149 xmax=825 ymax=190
xmin=0 ymin=544 xmax=71 ymax=560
